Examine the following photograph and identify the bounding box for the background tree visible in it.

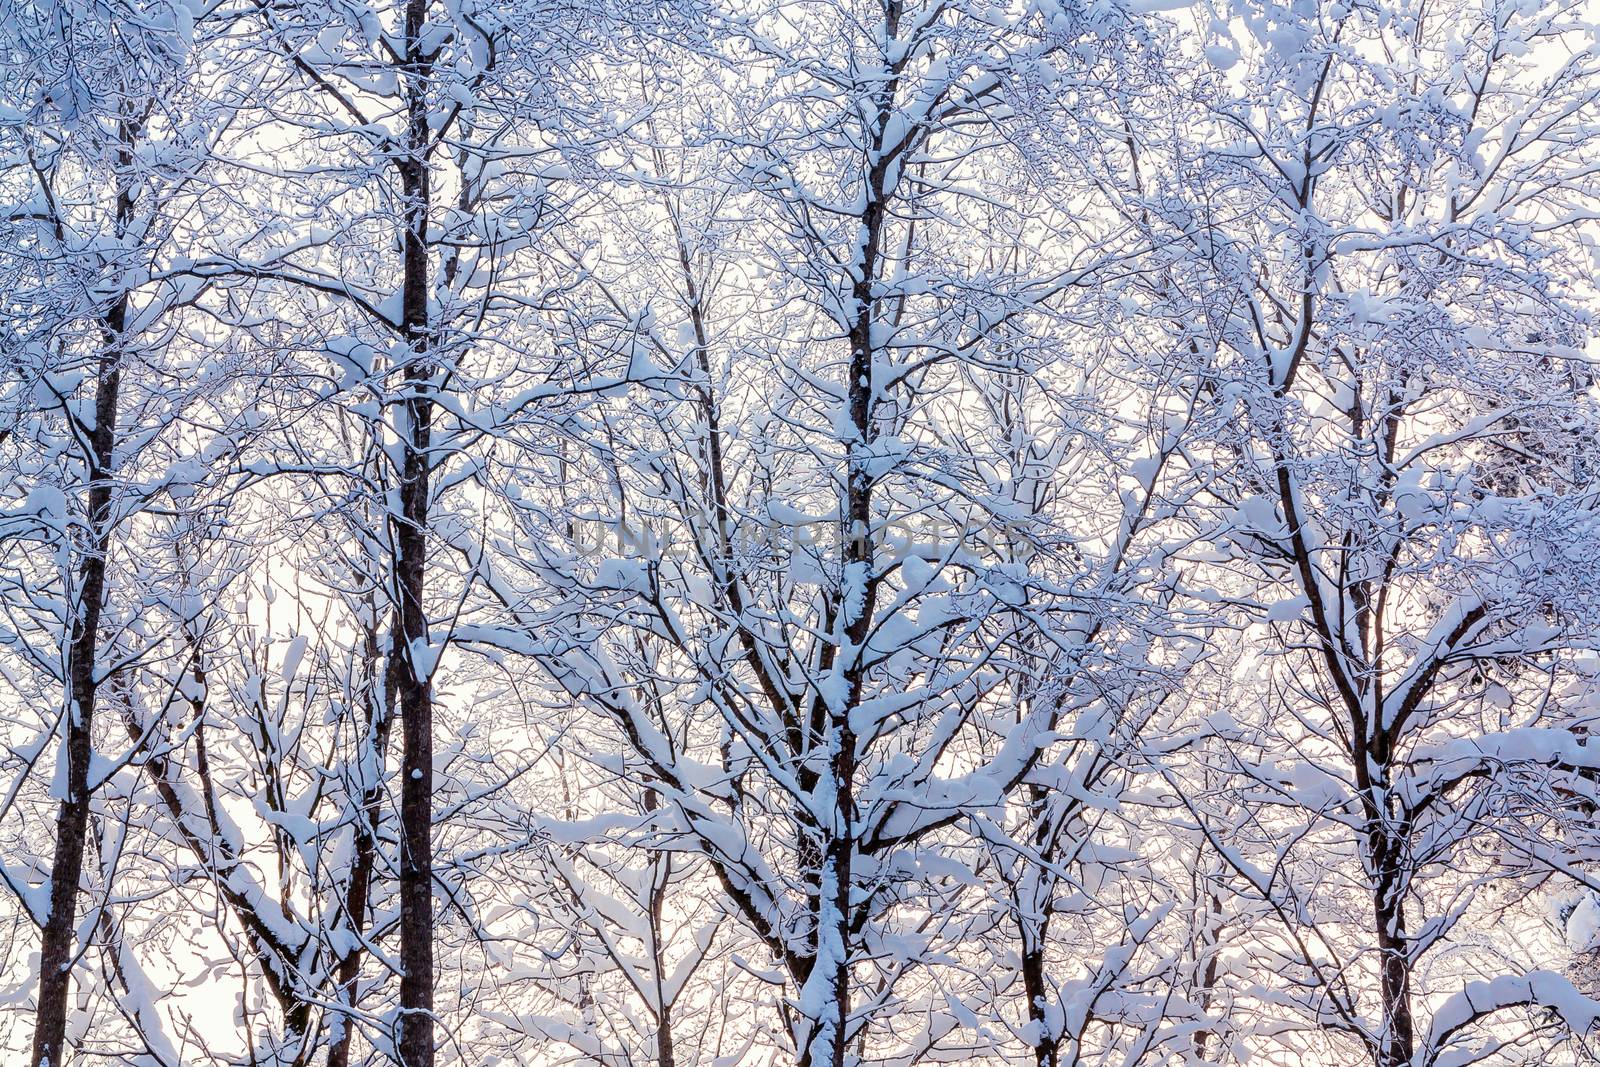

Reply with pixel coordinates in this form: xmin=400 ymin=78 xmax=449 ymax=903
xmin=0 ymin=2 xmax=253 ymax=1060
xmin=1125 ymin=1 xmax=1600 ymax=1063
xmin=475 ymin=3 xmax=1204 ymax=1065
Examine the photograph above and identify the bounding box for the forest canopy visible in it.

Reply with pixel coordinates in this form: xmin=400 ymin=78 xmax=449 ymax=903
xmin=3 ymin=0 xmax=1600 ymax=1065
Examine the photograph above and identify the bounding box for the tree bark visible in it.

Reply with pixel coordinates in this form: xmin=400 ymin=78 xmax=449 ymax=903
xmin=1021 ymin=938 xmax=1057 ymax=1067
xmin=794 ymin=14 xmax=906 ymax=1060
xmin=31 ymin=298 xmax=124 ymax=1067
xmin=395 ymin=3 xmax=436 ymax=1061
xmin=1021 ymin=786 xmax=1058 ymax=1067
xmin=329 ymin=620 xmax=396 ymax=1067
xmin=1371 ymin=830 xmax=1415 ymax=1067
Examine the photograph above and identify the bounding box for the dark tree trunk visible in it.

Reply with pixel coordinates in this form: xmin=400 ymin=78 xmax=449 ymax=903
xmin=793 ymin=14 xmax=908 ymax=1060
xmin=1372 ymin=836 xmax=1415 ymax=1067
xmin=329 ymin=623 xmax=396 ymax=1067
xmin=643 ymin=809 xmax=677 ymax=1067
xmin=1020 ymin=782 xmax=1059 ymax=1067
xmin=394 ymin=3 xmax=436 ymax=1061
xmin=1021 ymin=938 xmax=1058 ymax=1067
xmin=31 ymin=299 xmax=124 ymax=1067
xmin=1190 ymin=882 xmax=1225 ymax=1065
xmin=797 ymin=57 xmax=898 ymax=1060
xmin=656 ymin=1003 xmax=676 ymax=1067
xmin=796 ymin=758 xmax=856 ymax=1067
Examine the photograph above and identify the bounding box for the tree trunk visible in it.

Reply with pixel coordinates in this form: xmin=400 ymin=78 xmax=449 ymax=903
xmin=329 ymin=621 xmax=395 ymax=1067
xmin=796 ymin=96 xmax=892 ymax=1060
xmin=31 ymin=301 xmax=123 ymax=1067
xmin=1021 ymin=938 xmax=1057 ymax=1067
xmin=1190 ymin=882 xmax=1225 ymax=1065
xmin=1373 ymin=842 xmax=1415 ymax=1067
xmin=656 ymin=1003 xmax=676 ymax=1067
xmin=644 ymin=807 xmax=677 ymax=1067
xmin=796 ymin=762 xmax=856 ymax=1067
xmin=1020 ymin=782 xmax=1059 ymax=1067
xmin=395 ymin=3 xmax=436 ymax=1061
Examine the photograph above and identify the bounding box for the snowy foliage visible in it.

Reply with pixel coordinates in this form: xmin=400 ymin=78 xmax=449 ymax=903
xmin=2 ymin=0 xmax=1600 ymax=1066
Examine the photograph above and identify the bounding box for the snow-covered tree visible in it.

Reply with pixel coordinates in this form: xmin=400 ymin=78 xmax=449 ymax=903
xmin=194 ymin=1 xmax=665 ymax=1062
xmin=3 ymin=1 xmax=1600 ymax=1065
xmin=1126 ymin=1 xmax=1600 ymax=1063
xmin=0 ymin=2 xmax=255 ymax=1060
xmin=467 ymin=3 xmax=1212 ymax=1065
